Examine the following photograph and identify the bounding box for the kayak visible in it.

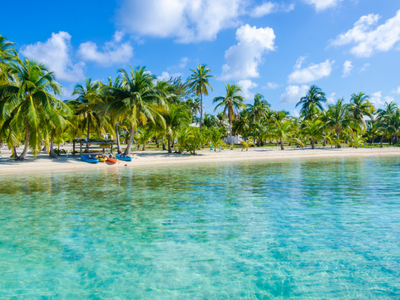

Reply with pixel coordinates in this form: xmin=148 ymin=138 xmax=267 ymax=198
xmin=107 ymin=155 xmax=118 ymax=164
xmin=81 ymin=155 xmax=99 ymax=164
xmin=95 ymin=155 xmax=108 ymax=162
xmin=116 ymin=154 xmax=132 ymax=162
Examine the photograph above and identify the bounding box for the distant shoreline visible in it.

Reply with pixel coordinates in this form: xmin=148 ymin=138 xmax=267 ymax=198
xmin=0 ymin=147 xmax=399 ymax=175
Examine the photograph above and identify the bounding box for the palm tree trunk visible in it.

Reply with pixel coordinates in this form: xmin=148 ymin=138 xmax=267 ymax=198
xmin=167 ymin=136 xmax=172 ymax=154
xmin=115 ymin=123 xmax=122 ymax=154
xmin=86 ymin=120 xmax=90 ymax=151
xmin=380 ymin=134 xmax=384 ymax=148
xmin=124 ymin=126 xmax=135 ymax=155
xmin=17 ymin=124 xmax=29 ymax=161
xmin=371 ymin=137 xmax=375 ymax=144
xmin=336 ymin=129 xmax=342 ymax=148
xmin=229 ymin=114 xmax=233 ymax=150
xmin=200 ymin=93 xmax=203 ymax=132
xmin=162 ymin=136 xmax=167 ymax=151
xmin=311 ymin=139 xmax=315 ymax=149
xmin=49 ymin=132 xmax=57 ymax=159
xmin=280 ymin=138 xmax=285 ymax=150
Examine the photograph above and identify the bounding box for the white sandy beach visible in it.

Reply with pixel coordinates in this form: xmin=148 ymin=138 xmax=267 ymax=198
xmin=1 ymin=146 xmax=400 ymax=174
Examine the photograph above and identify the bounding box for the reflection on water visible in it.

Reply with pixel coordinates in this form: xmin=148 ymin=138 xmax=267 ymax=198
xmin=0 ymin=157 xmax=400 ymax=298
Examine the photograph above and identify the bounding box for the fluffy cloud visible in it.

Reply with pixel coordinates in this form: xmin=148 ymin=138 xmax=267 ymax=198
xmin=157 ymin=71 xmax=182 ymax=81
xmin=118 ymin=0 xmax=246 ymax=43
xmin=326 ymin=92 xmax=336 ymax=104
xmin=266 ymin=82 xmax=281 ymax=89
xmin=221 ymin=24 xmax=276 ymax=81
xmin=280 ymin=85 xmax=310 ymax=103
xmin=78 ymin=31 xmax=133 ymax=66
xmin=20 ymin=31 xmax=85 ymax=82
xmin=288 ymin=59 xmax=334 ymax=84
xmin=303 ymin=0 xmax=343 ymax=11
xmin=331 ymin=11 xmax=400 ymax=57
xmin=370 ymin=92 xmax=383 ymax=106
xmin=237 ymin=79 xmax=258 ymax=100
xmin=250 ymin=2 xmax=294 ymax=18
xmin=179 ymin=57 xmax=189 ymax=69
xmin=342 ymin=60 xmax=353 ymax=77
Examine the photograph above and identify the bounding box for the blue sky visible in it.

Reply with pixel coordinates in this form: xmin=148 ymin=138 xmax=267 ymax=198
xmin=1 ymin=0 xmax=399 ymax=115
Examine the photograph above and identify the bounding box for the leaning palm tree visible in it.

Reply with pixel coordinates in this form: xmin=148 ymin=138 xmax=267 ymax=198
xmin=0 ymin=59 xmax=66 ymax=160
xmin=349 ymin=92 xmax=375 ymax=131
xmin=270 ymin=119 xmax=294 ymax=150
xmin=105 ymin=66 xmax=166 ymax=155
xmin=187 ymin=64 xmax=215 ymax=131
xmin=213 ymin=84 xmax=246 ymax=150
xmin=296 ymin=85 xmax=326 ymax=120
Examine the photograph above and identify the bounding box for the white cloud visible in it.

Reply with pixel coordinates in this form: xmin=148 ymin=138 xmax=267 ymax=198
xmin=360 ymin=63 xmax=370 ymax=72
xmin=20 ymin=31 xmax=85 ymax=82
xmin=291 ymin=109 xmax=300 ymax=117
xmin=266 ymin=82 xmax=281 ymax=89
xmin=397 ymin=87 xmax=400 ymax=94
xmin=157 ymin=71 xmax=183 ymax=81
xmin=237 ymin=79 xmax=258 ymax=100
xmin=179 ymin=57 xmax=189 ymax=69
xmin=331 ymin=10 xmax=400 ymax=57
xmin=385 ymin=96 xmax=395 ymax=103
xmin=118 ymin=0 xmax=246 ymax=43
xmin=370 ymin=92 xmax=383 ymax=106
xmin=250 ymin=2 xmax=294 ymax=18
xmin=342 ymin=60 xmax=353 ymax=77
xmin=303 ymin=0 xmax=343 ymax=11
xmin=221 ymin=24 xmax=276 ymax=81
xmin=294 ymin=56 xmax=306 ymax=69
xmin=78 ymin=31 xmax=133 ymax=66
xmin=288 ymin=59 xmax=334 ymax=84
xmin=280 ymin=85 xmax=310 ymax=103
xmin=327 ymin=92 xmax=336 ymax=104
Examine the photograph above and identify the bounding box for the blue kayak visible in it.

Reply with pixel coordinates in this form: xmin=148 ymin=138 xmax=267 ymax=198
xmin=116 ymin=154 xmax=132 ymax=162
xmin=81 ymin=155 xmax=99 ymax=164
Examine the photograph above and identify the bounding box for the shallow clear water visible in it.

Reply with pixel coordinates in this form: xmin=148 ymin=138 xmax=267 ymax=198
xmin=1 ymin=157 xmax=400 ymax=299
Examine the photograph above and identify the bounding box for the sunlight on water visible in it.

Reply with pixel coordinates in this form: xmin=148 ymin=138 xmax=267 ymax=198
xmin=0 ymin=157 xmax=400 ymax=299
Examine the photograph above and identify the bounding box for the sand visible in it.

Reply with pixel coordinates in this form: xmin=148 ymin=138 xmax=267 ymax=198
xmin=1 ymin=145 xmax=400 ymax=175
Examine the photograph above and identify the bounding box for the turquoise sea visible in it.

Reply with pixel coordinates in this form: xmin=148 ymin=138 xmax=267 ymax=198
xmin=1 ymin=156 xmax=400 ymax=299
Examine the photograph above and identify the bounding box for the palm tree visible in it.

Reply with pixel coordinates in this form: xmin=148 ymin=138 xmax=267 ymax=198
xmin=301 ymin=119 xmax=325 ymax=149
xmin=213 ymin=84 xmax=245 ymax=150
xmin=296 ymin=85 xmax=326 ymax=119
xmin=247 ymin=93 xmax=270 ymax=123
xmin=160 ymin=104 xmax=191 ymax=153
xmin=186 ymin=97 xmax=201 ymax=120
xmin=349 ymin=92 xmax=374 ymax=131
xmin=187 ymin=64 xmax=215 ymax=131
xmin=271 ymin=119 xmax=294 ymax=150
xmin=105 ymin=66 xmax=166 ymax=155
xmin=321 ymin=99 xmax=357 ymax=148
xmin=0 ymin=35 xmax=22 ymax=84
xmin=0 ymin=59 xmax=66 ymax=160
xmin=68 ymin=79 xmax=105 ymax=151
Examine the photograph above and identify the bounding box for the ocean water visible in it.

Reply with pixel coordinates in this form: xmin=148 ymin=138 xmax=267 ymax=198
xmin=0 ymin=156 xmax=400 ymax=299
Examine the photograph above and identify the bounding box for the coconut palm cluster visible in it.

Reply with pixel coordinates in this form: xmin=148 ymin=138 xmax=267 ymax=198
xmin=0 ymin=35 xmax=398 ymax=159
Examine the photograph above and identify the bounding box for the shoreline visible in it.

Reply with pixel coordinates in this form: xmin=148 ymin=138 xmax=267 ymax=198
xmin=1 ymin=147 xmax=400 ymax=175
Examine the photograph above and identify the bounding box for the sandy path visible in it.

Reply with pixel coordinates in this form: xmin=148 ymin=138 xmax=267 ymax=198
xmin=1 ymin=146 xmax=400 ymax=174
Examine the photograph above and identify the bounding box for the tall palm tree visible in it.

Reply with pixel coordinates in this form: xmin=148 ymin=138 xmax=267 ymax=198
xmin=186 ymin=97 xmax=201 ymax=121
xmin=271 ymin=119 xmax=294 ymax=150
xmin=0 ymin=59 xmax=67 ymax=160
xmin=296 ymin=85 xmax=326 ymax=119
xmin=105 ymin=66 xmax=166 ymax=155
xmin=247 ymin=93 xmax=270 ymax=123
xmin=187 ymin=64 xmax=215 ymax=131
xmin=213 ymin=84 xmax=246 ymax=150
xmin=349 ymin=92 xmax=374 ymax=131
xmin=68 ymin=79 xmax=104 ymax=151
xmin=321 ymin=99 xmax=357 ymax=148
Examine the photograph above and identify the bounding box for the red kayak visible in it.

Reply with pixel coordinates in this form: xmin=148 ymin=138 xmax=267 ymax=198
xmin=106 ymin=155 xmax=118 ymax=164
